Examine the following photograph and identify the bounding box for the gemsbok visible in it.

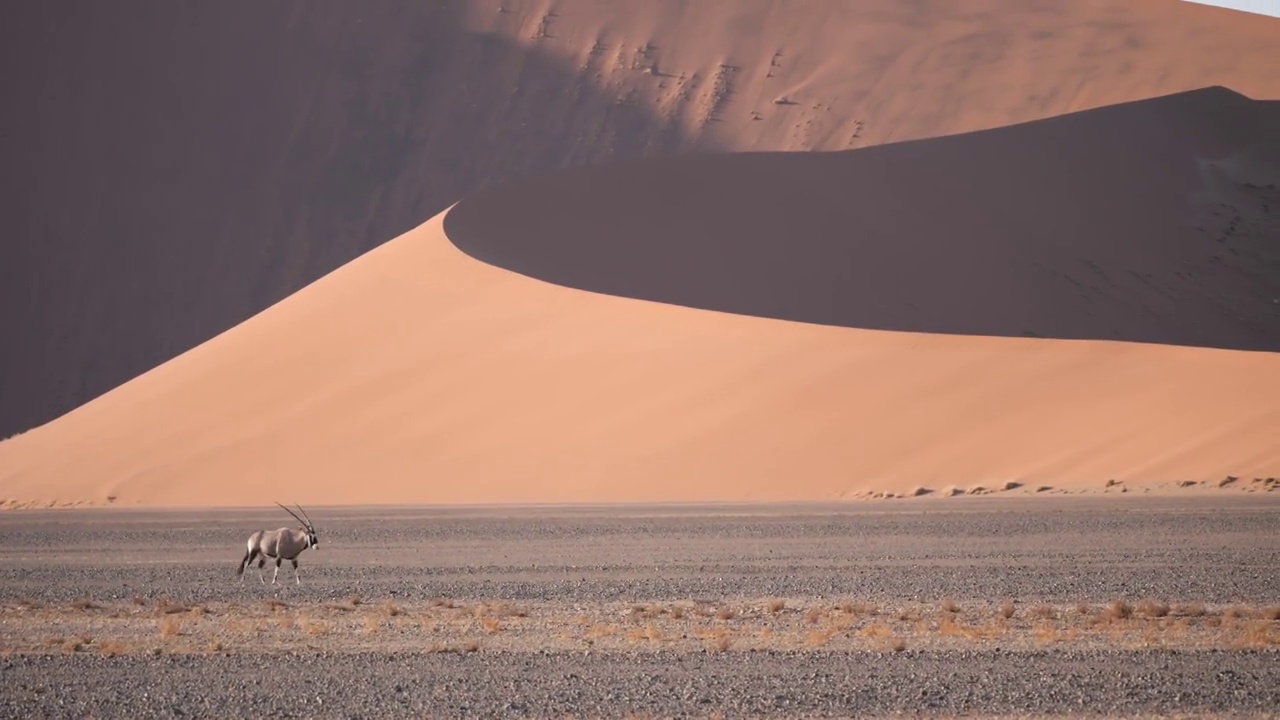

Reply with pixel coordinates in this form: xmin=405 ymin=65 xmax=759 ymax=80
xmin=237 ymin=502 xmax=320 ymax=585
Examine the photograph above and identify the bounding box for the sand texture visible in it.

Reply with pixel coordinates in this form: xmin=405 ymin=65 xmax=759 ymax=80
xmin=1 ymin=1 xmax=1279 ymax=509
xmin=3 ymin=0 xmax=1279 ymax=439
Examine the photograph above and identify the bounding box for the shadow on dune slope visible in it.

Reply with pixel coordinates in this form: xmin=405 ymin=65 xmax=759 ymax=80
xmin=0 ymin=1 xmax=698 ymax=439
xmin=445 ymin=87 xmax=1280 ymax=351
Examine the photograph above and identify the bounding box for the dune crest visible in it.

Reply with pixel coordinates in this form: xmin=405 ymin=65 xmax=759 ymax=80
xmin=445 ymin=88 xmax=1280 ymax=351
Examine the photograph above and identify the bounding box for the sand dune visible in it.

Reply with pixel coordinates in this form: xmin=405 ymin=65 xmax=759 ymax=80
xmin=2 ymin=89 xmax=1277 ymax=508
xmin=447 ymin=87 xmax=1280 ymax=351
xmin=4 ymin=0 xmax=1279 ymax=439
xmin=1 ymin=1 xmax=1278 ymax=509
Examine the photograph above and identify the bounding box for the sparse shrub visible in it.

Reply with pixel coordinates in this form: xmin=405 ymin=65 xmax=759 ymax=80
xmin=362 ymin=616 xmax=382 ymax=634
xmin=889 ymin=637 xmax=906 ymax=652
xmin=69 ymin=598 xmax=97 ymax=611
xmin=715 ymin=606 xmax=736 ymax=621
xmin=940 ymin=598 xmax=960 ymax=614
xmin=481 ymin=616 xmax=503 ymax=634
xmin=63 ymin=637 xmax=85 ymax=653
xmin=460 ymin=640 xmax=480 ymax=653
xmin=303 ymin=619 xmax=330 ymax=636
xmin=766 ymin=598 xmax=786 ymax=614
xmin=131 ymin=595 xmax=147 ymax=606
xmin=669 ymin=605 xmax=685 ymax=620
xmin=1108 ymin=600 xmax=1132 ymax=620
xmin=382 ymin=601 xmax=403 ymax=618
xmin=207 ymin=640 xmax=225 ymax=653
xmin=803 ymin=607 xmax=823 ymax=625
xmin=998 ymin=601 xmax=1015 ymax=619
xmin=1075 ymin=602 xmax=1093 ymax=616
xmin=1262 ymin=606 xmax=1280 ymax=621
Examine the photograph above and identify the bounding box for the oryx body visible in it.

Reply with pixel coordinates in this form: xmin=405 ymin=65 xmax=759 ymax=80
xmin=237 ymin=503 xmax=319 ymax=585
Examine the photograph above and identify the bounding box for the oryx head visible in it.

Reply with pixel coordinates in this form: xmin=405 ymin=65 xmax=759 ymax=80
xmin=276 ymin=502 xmax=319 ymax=549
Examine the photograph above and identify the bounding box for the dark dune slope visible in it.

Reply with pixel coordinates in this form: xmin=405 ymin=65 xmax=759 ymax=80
xmin=0 ymin=0 xmax=691 ymax=439
xmin=445 ymin=88 xmax=1280 ymax=351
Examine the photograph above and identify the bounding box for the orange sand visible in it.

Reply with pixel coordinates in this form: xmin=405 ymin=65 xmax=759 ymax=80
xmin=1 ymin=0 xmax=1278 ymax=509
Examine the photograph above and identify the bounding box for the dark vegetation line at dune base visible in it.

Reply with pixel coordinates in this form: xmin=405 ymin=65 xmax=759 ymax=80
xmin=444 ymin=87 xmax=1280 ymax=352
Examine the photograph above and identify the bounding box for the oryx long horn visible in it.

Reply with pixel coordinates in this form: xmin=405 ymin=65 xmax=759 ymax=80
xmin=276 ymin=501 xmax=307 ymax=528
xmin=294 ymin=503 xmax=315 ymax=530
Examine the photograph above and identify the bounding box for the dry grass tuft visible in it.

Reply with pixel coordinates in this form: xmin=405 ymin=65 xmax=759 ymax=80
xmin=938 ymin=615 xmax=965 ymax=637
xmin=69 ymin=598 xmax=98 ymax=611
xmin=303 ymin=619 xmax=330 ymax=636
xmin=860 ymin=622 xmax=894 ymax=639
xmin=1033 ymin=623 xmax=1059 ymax=646
xmin=939 ymin=598 xmax=960 ymax=614
xmin=98 ymin=639 xmax=129 ymax=657
xmin=1172 ymin=602 xmax=1207 ymax=617
xmin=998 ymin=601 xmax=1015 ymax=619
xmin=362 ymin=616 xmax=382 ymax=634
xmin=1029 ymin=604 xmax=1056 ymax=620
xmin=263 ymin=597 xmax=289 ymax=612
xmin=714 ymin=606 xmax=736 ymax=621
xmin=708 ymin=630 xmax=732 ymax=652
xmin=803 ymin=607 xmax=823 ymax=625
xmin=1224 ymin=605 xmax=1251 ymax=621
xmin=1075 ymin=602 xmax=1093 ymax=616
xmin=207 ymin=640 xmax=225 ymax=653
xmin=765 ymin=598 xmax=786 ymax=614
xmin=382 ymin=601 xmax=403 ymax=618
xmin=62 ymin=637 xmax=85 ymax=653
xmin=1108 ymin=599 xmax=1132 ymax=620
xmin=130 ymin=595 xmax=147 ymax=606
xmin=889 ymin=636 xmax=907 ymax=652
xmin=1262 ymin=606 xmax=1280 ymax=621
xmin=481 ymin=616 xmax=503 ymax=634
xmin=1136 ymin=599 xmax=1170 ymax=618
xmin=668 ymin=605 xmax=686 ymax=620
xmin=17 ymin=597 xmax=42 ymax=609
xmin=158 ymin=617 xmax=182 ymax=638
xmin=805 ymin=628 xmax=836 ymax=647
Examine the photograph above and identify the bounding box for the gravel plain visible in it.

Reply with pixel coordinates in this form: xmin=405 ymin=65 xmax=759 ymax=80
xmin=0 ymin=495 xmax=1277 ymax=719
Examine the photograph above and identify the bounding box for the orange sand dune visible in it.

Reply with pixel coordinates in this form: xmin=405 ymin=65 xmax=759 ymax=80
xmin=1 ymin=88 xmax=1277 ymax=509
xmin=3 ymin=0 xmax=1279 ymax=439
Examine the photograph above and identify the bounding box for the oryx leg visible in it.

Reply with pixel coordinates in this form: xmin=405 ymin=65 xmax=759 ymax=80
xmin=292 ymin=558 xmax=300 ymax=585
xmin=238 ymin=548 xmax=259 ymax=583
xmin=272 ymin=557 xmax=282 ymax=584
xmin=257 ymin=556 xmax=268 ymax=584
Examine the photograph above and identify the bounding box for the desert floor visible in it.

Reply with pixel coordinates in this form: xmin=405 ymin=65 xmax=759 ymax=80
xmin=1 ymin=495 xmax=1277 ymax=719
